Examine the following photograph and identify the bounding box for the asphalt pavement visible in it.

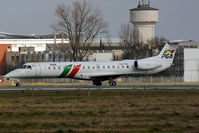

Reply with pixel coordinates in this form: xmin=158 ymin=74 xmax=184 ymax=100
xmin=0 ymin=85 xmax=198 ymax=90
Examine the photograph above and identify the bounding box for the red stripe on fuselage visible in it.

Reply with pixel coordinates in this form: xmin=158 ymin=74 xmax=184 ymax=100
xmin=68 ymin=64 xmax=81 ymax=78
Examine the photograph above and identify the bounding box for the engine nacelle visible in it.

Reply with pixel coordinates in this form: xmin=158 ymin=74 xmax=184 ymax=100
xmin=134 ymin=60 xmax=162 ymax=70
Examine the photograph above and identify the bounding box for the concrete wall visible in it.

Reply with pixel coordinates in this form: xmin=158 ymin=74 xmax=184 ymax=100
xmin=184 ymin=48 xmax=199 ymax=82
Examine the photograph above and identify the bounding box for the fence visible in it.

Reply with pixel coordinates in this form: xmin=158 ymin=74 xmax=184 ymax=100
xmin=8 ymin=75 xmax=184 ymax=86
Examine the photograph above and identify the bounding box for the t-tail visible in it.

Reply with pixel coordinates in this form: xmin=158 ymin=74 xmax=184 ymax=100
xmin=157 ymin=40 xmax=183 ymax=66
xmin=133 ymin=40 xmax=182 ymax=71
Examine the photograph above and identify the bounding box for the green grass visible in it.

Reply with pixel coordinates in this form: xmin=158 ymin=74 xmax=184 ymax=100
xmin=0 ymin=89 xmax=198 ymax=133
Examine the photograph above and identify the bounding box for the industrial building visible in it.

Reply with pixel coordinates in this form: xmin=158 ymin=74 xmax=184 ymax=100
xmin=0 ymin=32 xmax=69 ymax=75
xmin=179 ymin=42 xmax=199 ymax=82
xmin=0 ymin=32 xmax=68 ymax=52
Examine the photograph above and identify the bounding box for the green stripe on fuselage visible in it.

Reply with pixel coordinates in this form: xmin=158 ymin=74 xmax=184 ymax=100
xmin=59 ymin=64 xmax=73 ymax=78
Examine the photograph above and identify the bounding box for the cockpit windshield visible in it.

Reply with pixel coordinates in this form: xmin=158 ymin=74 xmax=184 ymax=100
xmin=20 ymin=65 xmax=27 ymax=69
xmin=20 ymin=65 xmax=32 ymax=69
xmin=27 ymin=66 xmax=32 ymax=69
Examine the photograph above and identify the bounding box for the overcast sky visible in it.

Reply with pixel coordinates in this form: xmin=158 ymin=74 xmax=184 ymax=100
xmin=0 ymin=0 xmax=199 ymax=41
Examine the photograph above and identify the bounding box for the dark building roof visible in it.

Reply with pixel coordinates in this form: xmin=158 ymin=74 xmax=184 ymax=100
xmin=130 ymin=5 xmax=158 ymax=11
xmin=0 ymin=32 xmax=63 ymax=39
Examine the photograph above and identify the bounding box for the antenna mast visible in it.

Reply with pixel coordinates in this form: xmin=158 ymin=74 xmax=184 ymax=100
xmin=139 ymin=0 xmax=150 ymax=6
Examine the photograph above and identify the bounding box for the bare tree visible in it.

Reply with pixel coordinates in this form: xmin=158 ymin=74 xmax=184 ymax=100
xmin=119 ymin=23 xmax=144 ymax=59
xmin=52 ymin=1 xmax=108 ymax=61
xmin=147 ymin=36 xmax=168 ymax=56
xmin=119 ymin=23 xmax=168 ymax=59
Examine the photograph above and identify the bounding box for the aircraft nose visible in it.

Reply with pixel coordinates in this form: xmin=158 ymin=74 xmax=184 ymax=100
xmin=5 ymin=70 xmax=20 ymax=79
xmin=5 ymin=72 xmax=15 ymax=79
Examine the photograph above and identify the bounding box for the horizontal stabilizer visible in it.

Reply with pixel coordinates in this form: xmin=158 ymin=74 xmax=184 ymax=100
xmin=168 ymin=40 xmax=184 ymax=45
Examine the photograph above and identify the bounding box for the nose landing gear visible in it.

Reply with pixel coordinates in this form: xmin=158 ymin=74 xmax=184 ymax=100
xmin=16 ymin=82 xmax=20 ymax=87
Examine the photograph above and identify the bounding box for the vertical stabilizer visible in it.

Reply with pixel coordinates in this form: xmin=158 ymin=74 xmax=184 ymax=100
xmin=157 ymin=41 xmax=181 ymax=66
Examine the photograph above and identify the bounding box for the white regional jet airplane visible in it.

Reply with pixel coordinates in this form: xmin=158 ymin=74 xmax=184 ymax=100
xmin=5 ymin=41 xmax=181 ymax=87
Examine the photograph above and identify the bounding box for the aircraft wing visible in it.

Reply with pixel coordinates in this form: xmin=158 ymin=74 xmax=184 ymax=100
xmin=89 ymin=73 xmax=126 ymax=81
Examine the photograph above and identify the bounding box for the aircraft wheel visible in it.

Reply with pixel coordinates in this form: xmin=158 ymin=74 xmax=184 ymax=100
xmin=16 ymin=82 xmax=20 ymax=87
xmin=109 ymin=81 xmax=116 ymax=86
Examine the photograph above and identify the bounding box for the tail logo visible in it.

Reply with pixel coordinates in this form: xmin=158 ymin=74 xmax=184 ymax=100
xmin=161 ymin=49 xmax=175 ymax=59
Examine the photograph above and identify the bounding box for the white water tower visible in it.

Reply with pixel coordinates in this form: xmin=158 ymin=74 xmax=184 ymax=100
xmin=130 ymin=0 xmax=159 ymax=44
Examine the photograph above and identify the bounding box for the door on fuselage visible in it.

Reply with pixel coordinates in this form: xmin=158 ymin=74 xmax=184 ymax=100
xmin=35 ymin=64 xmax=41 ymax=77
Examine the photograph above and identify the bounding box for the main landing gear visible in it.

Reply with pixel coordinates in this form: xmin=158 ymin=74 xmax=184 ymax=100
xmin=109 ymin=80 xmax=116 ymax=86
xmin=93 ymin=80 xmax=117 ymax=86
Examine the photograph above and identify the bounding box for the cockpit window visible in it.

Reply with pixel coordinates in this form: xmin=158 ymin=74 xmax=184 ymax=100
xmin=27 ymin=66 xmax=32 ymax=69
xmin=20 ymin=65 xmax=27 ymax=69
xmin=20 ymin=65 xmax=32 ymax=69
